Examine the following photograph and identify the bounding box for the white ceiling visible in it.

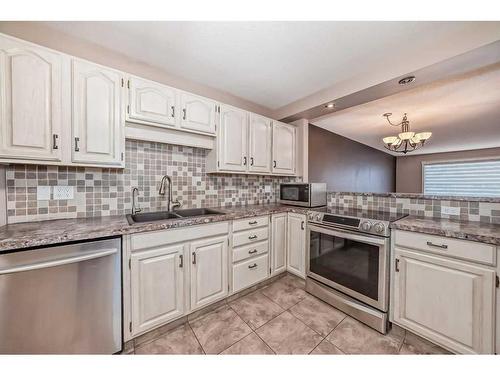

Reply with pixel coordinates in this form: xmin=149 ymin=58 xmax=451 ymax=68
xmin=41 ymin=21 xmax=500 ymax=110
xmin=312 ymin=64 xmax=500 ymax=156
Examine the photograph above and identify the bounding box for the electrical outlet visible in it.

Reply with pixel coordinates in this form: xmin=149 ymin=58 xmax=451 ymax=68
xmin=37 ymin=186 xmax=51 ymax=200
xmin=53 ymin=186 xmax=74 ymax=200
xmin=441 ymin=206 xmax=460 ymax=216
xmin=264 ymin=185 xmax=272 ymax=193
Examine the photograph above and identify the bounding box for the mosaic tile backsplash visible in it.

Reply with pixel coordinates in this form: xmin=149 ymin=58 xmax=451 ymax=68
xmin=6 ymin=140 xmax=297 ymax=224
xmin=328 ymin=192 xmax=500 ymax=224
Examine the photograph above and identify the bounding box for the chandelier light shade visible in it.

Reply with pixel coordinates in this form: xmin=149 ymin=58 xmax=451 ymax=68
xmin=381 ymin=113 xmax=432 ymax=154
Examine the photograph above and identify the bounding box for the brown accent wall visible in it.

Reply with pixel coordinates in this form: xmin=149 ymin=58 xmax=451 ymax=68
xmin=396 ymin=147 xmax=500 ymax=193
xmin=308 ymin=125 xmax=396 ymax=192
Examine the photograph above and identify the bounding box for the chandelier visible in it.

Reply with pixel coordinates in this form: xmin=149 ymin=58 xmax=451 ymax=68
xmin=382 ymin=113 xmax=432 ymax=154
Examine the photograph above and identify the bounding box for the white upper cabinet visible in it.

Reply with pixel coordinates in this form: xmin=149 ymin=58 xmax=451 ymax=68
xmin=272 ymin=121 xmax=296 ymax=175
xmin=218 ymin=105 xmax=248 ymax=172
xmin=71 ymin=59 xmax=124 ymax=166
xmin=0 ymin=34 xmax=63 ymax=161
xmin=180 ymin=92 xmax=217 ymax=135
xmin=248 ymin=114 xmax=272 ymax=173
xmin=127 ymin=76 xmax=177 ymax=128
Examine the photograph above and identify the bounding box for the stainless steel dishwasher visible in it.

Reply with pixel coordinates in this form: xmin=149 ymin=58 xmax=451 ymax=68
xmin=0 ymin=237 xmax=122 ymax=354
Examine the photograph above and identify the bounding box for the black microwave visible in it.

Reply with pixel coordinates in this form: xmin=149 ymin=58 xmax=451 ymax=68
xmin=279 ymin=183 xmax=327 ymax=207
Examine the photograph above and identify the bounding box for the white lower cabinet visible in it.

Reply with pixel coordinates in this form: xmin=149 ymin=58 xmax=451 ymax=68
xmin=287 ymin=212 xmax=306 ymax=278
xmin=392 ymin=245 xmax=496 ymax=354
xmin=271 ymin=213 xmax=287 ymax=276
xmin=232 ymin=254 xmax=269 ymax=293
xmin=130 ymin=244 xmax=185 ymax=337
xmin=190 ymin=235 xmax=229 ymax=310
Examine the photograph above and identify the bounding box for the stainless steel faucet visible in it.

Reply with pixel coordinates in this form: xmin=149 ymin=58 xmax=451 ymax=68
xmin=131 ymin=187 xmax=142 ymax=215
xmin=158 ymin=175 xmax=181 ymax=211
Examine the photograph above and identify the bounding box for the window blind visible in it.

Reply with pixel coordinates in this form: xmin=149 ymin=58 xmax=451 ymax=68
xmin=423 ymin=159 xmax=500 ymax=197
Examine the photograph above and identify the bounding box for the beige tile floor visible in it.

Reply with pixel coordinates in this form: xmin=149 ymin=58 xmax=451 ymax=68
xmin=134 ymin=274 xmax=450 ymax=355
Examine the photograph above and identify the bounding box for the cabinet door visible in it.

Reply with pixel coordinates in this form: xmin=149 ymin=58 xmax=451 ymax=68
xmin=272 ymin=121 xmax=296 ymax=175
xmin=393 ymin=248 xmax=495 ymax=354
xmin=0 ymin=35 xmax=63 ymax=161
xmin=248 ymin=114 xmax=272 ymax=173
xmin=127 ymin=76 xmax=177 ymax=128
xmin=271 ymin=213 xmax=287 ymax=275
xmin=180 ymin=92 xmax=216 ymax=135
xmin=72 ymin=59 xmax=124 ymax=166
xmin=130 ymin=244 xmax=185 ymax=336
xmin=190 ymin=235 xmax=228 ymax=310
xmin=218 ymin=105 xmax=248 ymax=172
xmin=287 ymin=213 xmax=306 ymax=278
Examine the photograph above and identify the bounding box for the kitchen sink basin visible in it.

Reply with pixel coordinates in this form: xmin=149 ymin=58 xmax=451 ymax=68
xmin=174 ymin=208 xmax=225 ymax=217
xmin=126 ymin=211 xmax=181 ymax=224
xmin=126 ymin=208 xmax=225 ymax=224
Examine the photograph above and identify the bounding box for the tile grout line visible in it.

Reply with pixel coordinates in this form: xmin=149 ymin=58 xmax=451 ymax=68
xmin=187 ymin=320 xmax=207 ymax=355
xmin=226 ymin=303 xmax=277 ymax=354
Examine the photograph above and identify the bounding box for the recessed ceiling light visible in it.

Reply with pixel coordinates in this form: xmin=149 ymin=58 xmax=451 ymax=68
xmin=398 ymin=76 xmax=416 ymax=85
xmin=325 ymin=103 xmax=335 ymax=109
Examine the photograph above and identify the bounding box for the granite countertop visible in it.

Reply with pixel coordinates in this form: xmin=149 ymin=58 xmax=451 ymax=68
xmin=0 ymin=204 xmax=309 ymax=253
xmin=329 ymin=191 xmax=500 ymax=203
xmin=390 ymin=216 xmax=500 ymax=246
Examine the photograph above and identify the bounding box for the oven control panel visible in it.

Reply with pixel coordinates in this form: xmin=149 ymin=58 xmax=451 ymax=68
xmin=307 ymin=211 xmax=390 ymax=237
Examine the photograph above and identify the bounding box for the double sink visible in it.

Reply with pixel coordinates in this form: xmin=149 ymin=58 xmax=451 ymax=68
xmin=126 ymin=208 xmax=225 ymax=225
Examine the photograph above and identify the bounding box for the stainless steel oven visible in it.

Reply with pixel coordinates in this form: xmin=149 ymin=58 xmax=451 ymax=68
xmin=305 ymin=207 xmax=406 ymax=333
xmin=279 ymin=183 xmax=326 ymax=207
xmin=307 ymin=223 xmax=389 ymax=311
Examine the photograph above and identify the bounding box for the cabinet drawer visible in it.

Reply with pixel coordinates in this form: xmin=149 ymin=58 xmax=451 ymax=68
xmin=233 ymin=227 xmax=269 ymax=247
xmin=233 ymin=215 xmax=269 ymax=232
xmin=233 ymin=240 xmax=269 ymax=263
xmin=394 ymin=230 xmax=496 ymax=266
xmin=232 ymin=254 xmax=269 ymax=293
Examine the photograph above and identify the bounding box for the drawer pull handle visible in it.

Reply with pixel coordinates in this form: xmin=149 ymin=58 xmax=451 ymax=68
xmin=248 ymin=263 xmax=258 ymax=269
xmin=426 ymin=241 xmax=448 ymax=250
xmin=248 ymin=249 xmax=258 ymax=254
xmin=52 ymin=134 xmax=59 ymax=150
xmin=248 ymin=220 xmax=258 ymax=225
xmin=248 ymin=235 xmax=258 ymax=240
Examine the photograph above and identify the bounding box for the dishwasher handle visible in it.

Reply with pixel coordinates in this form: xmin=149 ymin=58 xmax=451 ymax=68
xmin=0 ymin=248 xmax=118 ymax=275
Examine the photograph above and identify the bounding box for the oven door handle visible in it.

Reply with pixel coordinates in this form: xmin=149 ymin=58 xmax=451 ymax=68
xmin=308 ymin=224 xmax=387 ymax=246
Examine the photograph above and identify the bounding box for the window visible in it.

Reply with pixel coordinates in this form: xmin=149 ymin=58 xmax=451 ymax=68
xmin=423 ymin=159 xmax=500 ymax=197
